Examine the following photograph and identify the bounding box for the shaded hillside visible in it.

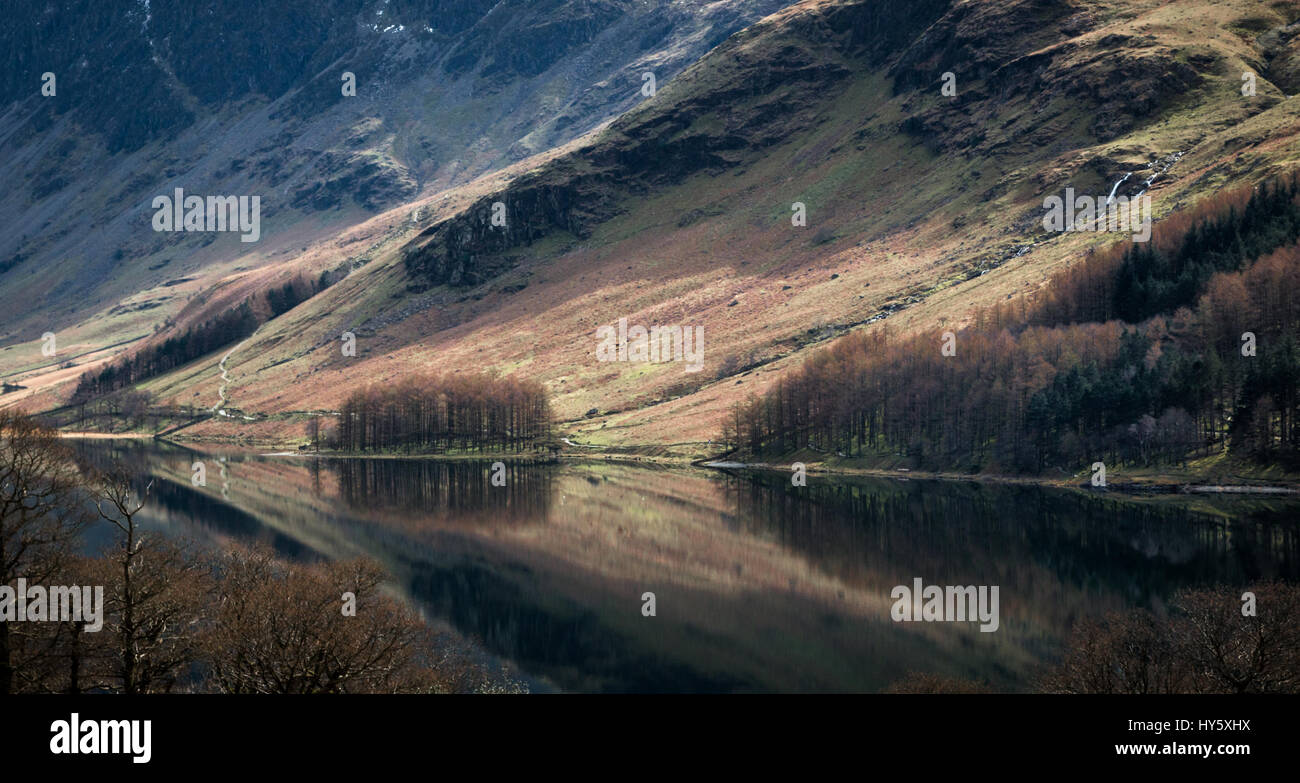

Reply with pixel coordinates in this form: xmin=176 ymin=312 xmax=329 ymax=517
xmin=401 ymin=0 xmax=953 ymax=288
xmin=0 ymin=0 xmax=790 ymax=343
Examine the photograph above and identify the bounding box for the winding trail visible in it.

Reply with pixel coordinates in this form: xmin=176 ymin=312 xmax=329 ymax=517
xmin=210 ymin=339 xmax=249 ymax=416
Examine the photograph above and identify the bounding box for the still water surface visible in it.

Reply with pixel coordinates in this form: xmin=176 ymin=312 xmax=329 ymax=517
xmin=73 ymin=439 xmax=1300 ymax=692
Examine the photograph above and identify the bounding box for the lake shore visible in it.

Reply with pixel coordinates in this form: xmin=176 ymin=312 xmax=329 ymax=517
xmin=695 ymin=460 xmax=1300 ymax=496
xmin=60 ymin=427 xmax=1300 ymax=496
xmin=59 ymin=431 xmax=157 ymax=439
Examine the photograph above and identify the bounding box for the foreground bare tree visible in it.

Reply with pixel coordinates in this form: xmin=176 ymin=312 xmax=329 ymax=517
xmin=0 ymin=425 xmax=504 ymax=694
xmin=1175 ymin=581 xmax=1300 ymax=693
xmin=1039 ymin=608 xmax=1190 ymax=694
xmin=1041 ymin=583 xmax=1300 ymax=694
xmin=0 ymin=410 xmax=92 ymax=694
xmin=88 ymin=469 xmax=213 ymax=693
xmin=200 ymin=546 xmax=449 ymax=693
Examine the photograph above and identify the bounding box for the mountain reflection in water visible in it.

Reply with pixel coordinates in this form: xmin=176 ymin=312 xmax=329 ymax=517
xmin=72 ymin=439 xmax=1300 ymax=692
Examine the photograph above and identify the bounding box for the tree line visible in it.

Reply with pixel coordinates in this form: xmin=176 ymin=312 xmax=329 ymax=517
xmin=0 ymin=409 xmax=518 ymax=694
xmin=332 ymin=372 xmax=553 ymax=454
xmin=1013 ymin=175 xmax=1300 ymax=328
xmin=723 ymin=173 xmax=1300 ymax=472
xmin=71 ymin=273 xmax=323 ymax=403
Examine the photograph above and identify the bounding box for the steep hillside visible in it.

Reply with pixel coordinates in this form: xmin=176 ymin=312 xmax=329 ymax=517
xmin=0 ymin=0 xmax=789 ymax=348
xmin=8 ymin=0 xmax=1300 ymax=455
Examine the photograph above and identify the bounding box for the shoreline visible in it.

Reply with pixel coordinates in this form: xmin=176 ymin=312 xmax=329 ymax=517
xmin=59 ymin=431 xmax=156 ymax=439
xmin=695 ymin=460 xmax=1300 ymax=495
xmin=60 ymin=430 xmax=1300 ymax=495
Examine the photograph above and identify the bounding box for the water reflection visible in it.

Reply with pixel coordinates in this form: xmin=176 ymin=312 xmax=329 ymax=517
xmin=727 ymin=470 xmax=1298 ymax=597
xmin=335 ymin=458 xmax=553 ymax=524
xmin=70 ymin=440 xmax=1300 ymax=693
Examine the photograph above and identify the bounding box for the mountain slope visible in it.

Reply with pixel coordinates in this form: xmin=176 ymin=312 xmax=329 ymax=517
xmin=8 ymin=0 xmax=1300 ymax=454
xmin=0 ymin=0 xmax=790 ymax=349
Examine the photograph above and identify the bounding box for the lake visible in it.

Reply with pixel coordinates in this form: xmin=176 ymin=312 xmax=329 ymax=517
xmin=71 ymin=439 xmax=1300 ymax=693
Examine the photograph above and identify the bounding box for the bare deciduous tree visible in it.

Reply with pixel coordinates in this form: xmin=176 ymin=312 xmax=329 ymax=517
xmin=90 ymin=469 xmax=213 ymax=693
xmin=1175 ymin=581 xmax=1300 ymax=694
xmin=0 ymin=410 xmax=91 ymax=694
xmin=1039 ymin=608 xmax=1190 ymax=694
xmin=1041 ymin=583 xmax=1300 ymax=694
xmin=200 ymin=546 xmax=448 ymax=694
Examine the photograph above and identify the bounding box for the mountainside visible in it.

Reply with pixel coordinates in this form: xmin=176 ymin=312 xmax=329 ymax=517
xmin=0 ymin=0 xmax=789 ymax=342
xmin=5 ymin=0 xmax=1300 ymax=454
